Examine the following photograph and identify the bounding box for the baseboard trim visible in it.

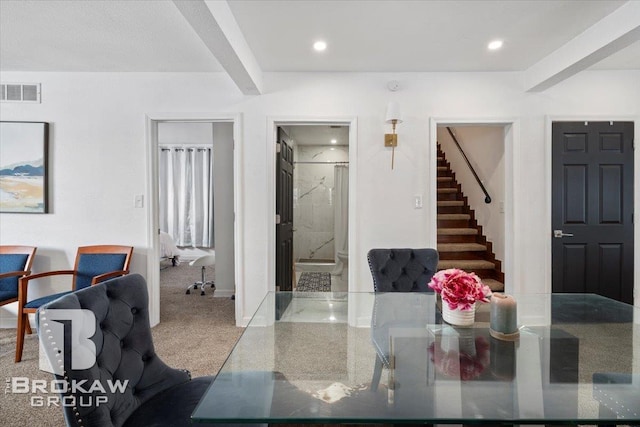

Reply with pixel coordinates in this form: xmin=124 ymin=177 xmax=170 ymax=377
xmin=0 ymin=314 xmax=35 ymax=329
xmin=212 ymin=289 xmax=234 ymax=298
xmin=0 ymin=317 xmax=16 ymax=329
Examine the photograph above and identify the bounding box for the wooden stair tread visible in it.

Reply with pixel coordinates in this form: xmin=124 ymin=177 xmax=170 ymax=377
xmin=438 ymin=228 xmax=478 ymax=235
xmin=482 ymin=279 xmax=504 ymax=292
xmin=437 ymin=214 xmax=471 ymax=220
xmin=438 ymin=260 xmax=496 ymax=270
xmin=438 ymin=243 xmax=487 ymax=252
xmin=437 ymin=201 xmax=464 ymax=206
xmin=436 ymin=146 xmax=504 ymax=284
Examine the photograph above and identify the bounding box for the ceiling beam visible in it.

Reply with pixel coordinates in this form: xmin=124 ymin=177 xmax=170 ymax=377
xmin=524 ymin=1 xmax=640 ymax=92
xmin=172 ymin=0 xmax=262 ymax=95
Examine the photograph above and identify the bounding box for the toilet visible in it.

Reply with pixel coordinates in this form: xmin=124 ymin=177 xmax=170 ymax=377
xmin=333 ymin=249 xmax=349 ymax=280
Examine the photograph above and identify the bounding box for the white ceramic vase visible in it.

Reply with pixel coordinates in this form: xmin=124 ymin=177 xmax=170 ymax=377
xmin=442 ymin=302 xmax=476 ymax=326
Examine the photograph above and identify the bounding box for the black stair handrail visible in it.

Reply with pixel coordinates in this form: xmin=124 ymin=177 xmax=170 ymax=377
xmin=446 ymin=127 xmax=491 ymax=204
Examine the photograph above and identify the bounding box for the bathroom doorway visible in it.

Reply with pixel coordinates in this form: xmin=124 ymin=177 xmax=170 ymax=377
xmin=276 ymin=124 xmax=350 ymax=293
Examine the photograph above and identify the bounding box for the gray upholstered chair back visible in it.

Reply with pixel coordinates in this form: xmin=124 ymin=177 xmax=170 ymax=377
xmin=367 ymin=248 xmax=439 ymax=390
xmin=367 ymin=248 xmax=439 ymax=292
xmin=38 ymin=274 xmax=190 ymax=427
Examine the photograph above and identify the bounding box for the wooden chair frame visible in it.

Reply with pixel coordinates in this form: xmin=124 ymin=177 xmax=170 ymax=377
xmin=0 ymin=245 xmax=37 ymax=308
xmin=15 ymin=245 xmax=133 ymax=362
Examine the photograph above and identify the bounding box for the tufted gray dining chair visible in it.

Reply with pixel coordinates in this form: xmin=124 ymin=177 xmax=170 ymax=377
xmin=37 ymin=273 xmax=260 ymax=427
xmin=367 ymin=248 xmax=439 ymax=391
xmin=367 ymin=248 xmax=439 ymax=292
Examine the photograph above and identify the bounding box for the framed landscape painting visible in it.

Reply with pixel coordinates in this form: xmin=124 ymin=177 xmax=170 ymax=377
xmin=0 ymin=121 xmax=49 ymax=213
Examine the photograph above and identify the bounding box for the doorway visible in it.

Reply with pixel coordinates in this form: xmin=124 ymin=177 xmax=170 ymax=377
xmin=435 ymin=125 xmax=506 ymax=291
xmin=276 ymin=124 xmax=351 ymax=296
xmin=157 ymin=122 xmax=216 ymax=268
xmin=551 ymin=121 xmax=634 ymax=304
xmin=430 ymin=118 xmax=516 ymax=294
xmin=145 ymin=115 xmax=241 ymax=327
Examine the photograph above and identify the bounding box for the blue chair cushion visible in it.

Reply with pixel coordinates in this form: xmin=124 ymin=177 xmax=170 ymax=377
xmin=0 ymin=254 xmax=28 ymax=293
xmin=24 ymin=291 xmax=72 ymax=309
xmin=0 ymin=289 xmax=18 ymax=302
xmin=76 ymin=253 xmax=127 ymax=289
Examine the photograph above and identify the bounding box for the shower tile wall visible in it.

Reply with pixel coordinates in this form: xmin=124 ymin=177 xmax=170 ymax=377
xmin=294 ymin=145 xmax=348 ymax=262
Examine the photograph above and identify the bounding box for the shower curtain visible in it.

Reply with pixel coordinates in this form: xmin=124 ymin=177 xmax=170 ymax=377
xmin=333 ymin=165 xmax=349 ymax=270
xmin=159 ymin=146 xmax=214 ymax=247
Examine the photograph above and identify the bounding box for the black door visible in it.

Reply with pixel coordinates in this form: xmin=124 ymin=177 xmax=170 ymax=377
xmin=552 ymin=121 xmax=634 ymax=304
xmin=276 ymin=127 xmax=294 ymax=293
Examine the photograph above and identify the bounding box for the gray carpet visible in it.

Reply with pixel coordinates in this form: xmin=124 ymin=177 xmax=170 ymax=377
xmin=296 ymin=272 xmax=331 ymax=292
xmin=0 ymin=263 xmax=243 ymax=426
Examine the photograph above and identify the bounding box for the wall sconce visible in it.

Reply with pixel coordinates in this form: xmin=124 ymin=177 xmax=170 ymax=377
xmin=384 ymin=101 xmax=402 ymax=169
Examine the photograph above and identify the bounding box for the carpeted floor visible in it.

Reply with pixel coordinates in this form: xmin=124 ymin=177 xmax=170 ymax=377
xmin=296 ymin=272 xmax=331 ymax=292
xmin=0 ymin=262 xmax=243 ymax=426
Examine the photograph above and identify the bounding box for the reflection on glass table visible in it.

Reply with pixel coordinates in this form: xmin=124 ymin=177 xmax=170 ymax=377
xmin=192 ymin=292 xmax=639 ymax=425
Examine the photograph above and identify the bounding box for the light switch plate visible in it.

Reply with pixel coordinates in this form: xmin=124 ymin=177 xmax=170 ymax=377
xmin=415 ymin=195 xmax=423 ymax=209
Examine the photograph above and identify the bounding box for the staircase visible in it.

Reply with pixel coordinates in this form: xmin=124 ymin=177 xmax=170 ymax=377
xmin=436 ymin=144 xmax=505 ymax=292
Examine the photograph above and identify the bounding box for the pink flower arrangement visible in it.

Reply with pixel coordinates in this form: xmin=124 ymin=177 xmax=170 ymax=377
xmin=428 ymin=268 xmax=492 ymax=311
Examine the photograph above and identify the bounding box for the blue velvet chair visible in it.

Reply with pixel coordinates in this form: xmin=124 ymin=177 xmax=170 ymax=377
xmin=16 ymin=245 xmax=133 ymax=362
xmin=0 ymin=245 xmax=37 ymax=310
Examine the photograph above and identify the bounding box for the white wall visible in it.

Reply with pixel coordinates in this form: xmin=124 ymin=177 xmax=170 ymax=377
xmin=293 ymin=144 xmax=349 ymax=262
xmin=158 ymin=121 xmax=213 ymax=145
xmin=1 ymin=70 xmax=638 ymax=327
xmin=212 ymin=122 xmax=235 ymax=297
xmin=0 ymin=72 xmax=242 ymax=326
xmin=437 ymin=125 xmax=505 ymax=263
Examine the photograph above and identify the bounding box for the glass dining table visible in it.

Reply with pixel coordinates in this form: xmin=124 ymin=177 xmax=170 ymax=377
xmin=192 ymin=292 xmax=640 ymax=425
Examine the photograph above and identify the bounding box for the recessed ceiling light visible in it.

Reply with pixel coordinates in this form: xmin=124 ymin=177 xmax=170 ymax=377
xmin=313 ymin=40 xmax=327 ymax=51
xmin=331 ymin=139 xmax=337 ymax=144
xmin=488 ymin=40 xmax=503 ymax=51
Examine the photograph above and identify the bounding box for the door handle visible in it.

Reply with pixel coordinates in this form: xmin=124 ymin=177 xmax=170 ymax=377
xmin=553 ymin=230 xmax=574 ymax=238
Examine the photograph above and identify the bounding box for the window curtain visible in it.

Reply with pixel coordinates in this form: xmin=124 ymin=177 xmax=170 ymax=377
xmin=159 ymin=146 xmax=214 ymax=247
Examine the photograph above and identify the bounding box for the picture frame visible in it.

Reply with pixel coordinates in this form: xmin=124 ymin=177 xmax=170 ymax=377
xmin=0 ymin=121 xmax=49 ymax=213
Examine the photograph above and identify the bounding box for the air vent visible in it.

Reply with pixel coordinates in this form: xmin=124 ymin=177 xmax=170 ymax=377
xmin=1 ymin=83 xmax=41 ymax=103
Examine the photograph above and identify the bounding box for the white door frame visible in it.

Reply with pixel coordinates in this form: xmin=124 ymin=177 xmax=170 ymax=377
xmin=544 ymin=116 xmax=639 ymax=307
xmin=266 ymin=117 xmax=358 ymax=293
xmin=429 ymin=117 xmax=520 ymax=294
xmin=145 ymin=113 xmax=243 ymax=327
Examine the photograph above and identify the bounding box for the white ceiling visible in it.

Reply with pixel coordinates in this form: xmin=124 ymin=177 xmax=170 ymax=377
xmin=0 ymin=1 xmax=225 ymax=72
xmin=285 ymin=125 xmax=349 ymax=146
xmin=228 ymin=0 xmax=635 ymax=72
xmin=0 ymin=1 xmax=638 ymax=77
